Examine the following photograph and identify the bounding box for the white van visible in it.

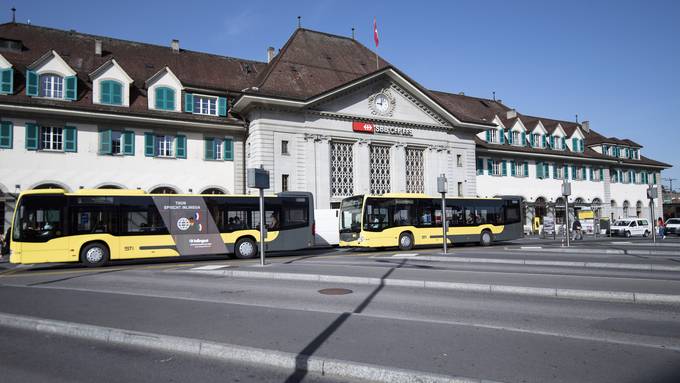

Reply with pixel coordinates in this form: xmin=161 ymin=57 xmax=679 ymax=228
xmin=610 ymin=218 xmax=651 ymax=237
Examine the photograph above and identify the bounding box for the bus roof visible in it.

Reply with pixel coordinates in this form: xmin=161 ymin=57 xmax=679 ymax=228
xmin=361 ymin=193 xmax=503 ymax=200
xmin=17 ymin=189 xmax=309 ymax=198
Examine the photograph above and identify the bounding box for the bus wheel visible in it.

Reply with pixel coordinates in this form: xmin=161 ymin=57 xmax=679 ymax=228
xmin=235 ymin=237 xmax=258 ymax=259
xmin=81 ymin=243 xmax=109 ymax=267
xmin=480 ymin=230 xmax=493 ymax=246
xmin=398 ymin=232 xmax=414 ymax=251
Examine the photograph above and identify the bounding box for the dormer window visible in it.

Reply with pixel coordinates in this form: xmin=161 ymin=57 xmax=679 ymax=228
xmin=509 ymin=131 xmax=524 ymax=146
xmin=40 ymin=74 xmax=63 ymax=98
xmin=194 ymin=95 xmax=217 ymax=115
xmin=100 ymin=80 xmax=123 ymax=105
xmin=154 ymin=87 xmax=175 ymax=111
xmin=486 ymin=129 xmax=498 ymax=143
xmin=531 ymin=133 xmax=542 ymax=148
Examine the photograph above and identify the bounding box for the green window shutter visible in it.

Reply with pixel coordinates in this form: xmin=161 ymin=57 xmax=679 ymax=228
xmin=524 ymin=161 xmax=529 ymax=177
xmin=99 ymin=129 xmax=112 ymax=154
xmin=510 ymin=160 xmax=516 ymax=176
xmin=550 ymin=136 xmax=554 ymax=148
xmin=204 ymin=137 xmax=215 ymax=160
xmin=26 ymin=70 xmax=38 ymax=96
xmin=521 ymin=132 xmax=526 ymax=146
xmin=536 ymin=162 xmax=543 ymax=179
xmin=0 ymin=121 xmax=13 ymax=148
xmin=501 ymin=160 xmax=507 ymax=176
xmin=0 ymin=68 xmax=13 ymax=94
xmin=530 ymin=133 xmax=535 ymax=147
xmin=485 ymin=130 xmax=491 ymax=142
xmin=112 ymin=82 xmax=122 ymax=105
xmin=561 ymin=137 xmax=566 ymax=150
xmin=499 ymin=129 xmax=505 ymax=144
xmin=165 ymin=89 xmax=175 ymax=110
xmin=184 ymin=93 xmax=193 ymax=113
xmin=486 ymin=159 xmax=493 ymax=175
xmin=477 ymin=158 xmax=483 ymax=175
xmin=218 ymin=96 xmax=227 ymax=117
xmin=25 ymin=122 xmax=39 ymax=150
xmin=123 ymin=131 xmax=135 ymax=155
xmin=599 ymin=168 xmax=604 ymax=181
xmin=589 ymin=167 xmax=594 ymax=181
xmin=144 ymin=133 xmax=155 ymax=157
xmin=542 ymin=135 xmax=547 ymax=148
xmin=572 ymin=138 xmax=577 ymax=151
xmin=581 ymin=139 xmax=585 ymax=152
xmin=63 ymin=126 xmax=77 ymax=152
xmin=65 ymin=76 xmax=77 ymax=100
xmin=223 ymin=138 xmax=233 ymax=161
xmin=155 ymin=88 xmax=164 ymax=109
xmin=101 ymin=81 xmax=112 ymax=104
xmin=508 ymin=131 xmax=513 ymax=144
xmin=175 ymin=135 xmax=186 ymax=158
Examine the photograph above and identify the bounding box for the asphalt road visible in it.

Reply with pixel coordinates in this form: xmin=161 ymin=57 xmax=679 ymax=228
xmin=1 ymin=241 xmax=680 ymax=382
xmin=0 ymin=326 xmax=346 ymax=383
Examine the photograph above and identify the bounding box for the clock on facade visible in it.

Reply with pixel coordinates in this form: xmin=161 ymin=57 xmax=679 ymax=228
xmin=368 ymin=89 xmax=396 ymax=116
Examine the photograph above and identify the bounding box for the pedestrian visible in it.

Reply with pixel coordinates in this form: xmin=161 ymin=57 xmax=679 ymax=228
xmin=572 ymin=218 xmax=582 ymax=240
xmin=1 ymin=228 xmax=9 ymax=259
xmin=658 ymin=217 xmax=666 ymax=239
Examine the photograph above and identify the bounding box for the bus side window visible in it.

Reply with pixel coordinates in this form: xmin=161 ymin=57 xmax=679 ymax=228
xmin=117 ymin=196 xmax=168 ymax=235
xmin=416 ymin=199 xmax=434 ymax=226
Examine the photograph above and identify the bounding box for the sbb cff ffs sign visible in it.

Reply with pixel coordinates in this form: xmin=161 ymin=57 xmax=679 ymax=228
xmin=352 ymin=121 xmax=375 ymax=133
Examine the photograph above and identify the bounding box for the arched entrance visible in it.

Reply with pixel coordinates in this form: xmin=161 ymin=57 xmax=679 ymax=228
xmin=150 ymin=186 xmax=177 ymax=194
xmin=33 ymin=183 xmax=67 ymax=190
xmin=201 ymin=187 xmax=226 ymax=195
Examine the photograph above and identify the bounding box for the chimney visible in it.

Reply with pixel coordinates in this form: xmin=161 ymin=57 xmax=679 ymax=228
xmin=582 ymin=120 xmax=590 ymax=133
xmin=95 ymin=39 xmax=102 ymax=56
xmin=267 ymin=46 xmax=275 ymax=63
xmin=171 ymin=39 xmax=179 ymax=53
xmin=506 ymin=109 xmax=517 ymax=119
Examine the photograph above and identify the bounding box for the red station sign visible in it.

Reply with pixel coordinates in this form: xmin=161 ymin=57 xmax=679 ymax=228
xmin=352 ymin=121 xmax=375 ymax=134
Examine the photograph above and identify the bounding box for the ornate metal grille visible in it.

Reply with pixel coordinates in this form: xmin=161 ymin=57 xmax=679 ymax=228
xmin=330 ymin=142 xmax=354 ymax=197
xmin=369 ymin=145 xmax=391 ymax=195
xmin=405 ymin=148 xmax=424 ymax=193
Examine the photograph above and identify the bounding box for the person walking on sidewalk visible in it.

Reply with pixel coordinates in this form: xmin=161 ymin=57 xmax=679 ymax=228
xmin=572 ymin=219 xmax=583 ymax=240
xmin=658 ymin=217 xmax=666 ymax=239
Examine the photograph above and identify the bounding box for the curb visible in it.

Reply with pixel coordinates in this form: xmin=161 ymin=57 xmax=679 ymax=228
xmin=507 ymin=247 xmax=680 ymax=256
xmin=183 ymin=269 xmax=680 ymax=305
xmin=0 ymin=312 xmax=502 ymax=383
xmin=405 ymin=255 xmax=680 ymax=272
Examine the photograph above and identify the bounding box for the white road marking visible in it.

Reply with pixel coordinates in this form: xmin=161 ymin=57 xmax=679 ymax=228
xmin=392 ymin=253 xmax=418 ymax=257
xmin=520 ymin=246 xmax=542 ymax=249
xmin=192 ymin=265 xmax=230 ymax=270
xmin=611 ymin=242 xmax=633 ymax=245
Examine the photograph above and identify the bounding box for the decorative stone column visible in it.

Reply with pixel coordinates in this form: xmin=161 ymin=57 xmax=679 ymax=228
xmin=391 ymin=142 xmax=406 ymax=193
xmin=603 ymin=168 xmax=612 ymax=220
xmin=315 ymin=136 xmax=331 ymax=209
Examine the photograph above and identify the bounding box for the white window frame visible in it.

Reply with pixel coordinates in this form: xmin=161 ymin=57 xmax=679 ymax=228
xmin=40 ymin=73 xmax=64 ymax=99
xmin=491 ymin=160 xmax=502 ymax=176
xmin=489 ymin=129 xmax=498 ymax=143
xmin=515 ymin=162 xmax=526 ymax=177
xmin=555 ymin=165 xmax=564 ymax=180
xmin=532 ymin=133 xmax=541 ymax=148
xmin=511 ymin=131 xmax=520 ymax=146
xmin=110 ymin=131 xmax=123 ymax=155
xmin=592 ymin=168 xmax=601 ymax=181
xmin=214 ymin=138 xmax=224 ymax=160
xmin=282 ymin=140 xmax=289 ymax=155
xmin=193 ymin=95 xmax=218 ymax=116
xmin=456 ymin=154 xmax=463 ymax=167
xmin=41 ymin=126 xmax=63 ymax=151
xmin=155 ymin=135 xmax=175 ymax=157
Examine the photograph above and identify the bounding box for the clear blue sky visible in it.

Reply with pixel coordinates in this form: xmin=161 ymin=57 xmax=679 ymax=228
xmin=11 ymin=0 xmax=680 ymax=190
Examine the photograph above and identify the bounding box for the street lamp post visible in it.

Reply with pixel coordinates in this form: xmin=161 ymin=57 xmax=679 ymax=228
xmin=437 ymin=174 xmax=448 ymax=254
xmin=562 ymin=179 xmax=572 ymax=247
xmin=647 ymin=186 xmax=658 ymax=244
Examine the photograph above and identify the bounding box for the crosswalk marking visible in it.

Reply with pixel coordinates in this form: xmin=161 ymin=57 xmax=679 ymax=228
xmin=191 ymin=265 xmax=230 ymax=270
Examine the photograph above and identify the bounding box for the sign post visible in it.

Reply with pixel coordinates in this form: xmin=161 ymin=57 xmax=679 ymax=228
xmin=247 ymin=166 xmax=270 ymax=266
xmin=647 ymin=186 xmax=658 ymax=244
xmin=562 ymin=180 xmax=571 ymax=247
xmin=437 ymin=174 xmax=448 ymax=254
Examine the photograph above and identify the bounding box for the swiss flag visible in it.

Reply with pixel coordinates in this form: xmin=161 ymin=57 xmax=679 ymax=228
xmin=373 ymin=17 xmax=379 ymax=48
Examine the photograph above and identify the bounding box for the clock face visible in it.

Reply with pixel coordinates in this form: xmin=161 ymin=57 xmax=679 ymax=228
xmin=374 ymin=94 xmax=390 ymax=113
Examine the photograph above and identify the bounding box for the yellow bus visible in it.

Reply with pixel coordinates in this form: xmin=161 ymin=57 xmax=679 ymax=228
xmin=10 ymin=189 xmax=314 ymax=267
xmin=338 ymin=194 xmax=523 ymax=250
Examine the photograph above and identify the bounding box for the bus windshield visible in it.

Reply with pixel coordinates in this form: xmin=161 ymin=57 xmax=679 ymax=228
xmin=339 ymin=196 xmax=363 ymax=233
xmin=12 ymin=194 xmax=67 ymax=242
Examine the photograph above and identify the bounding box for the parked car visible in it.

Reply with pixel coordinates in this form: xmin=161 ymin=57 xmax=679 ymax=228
xmin=610 ymin=218 xmax=651 ymax=238
xmin=665 ymin=218 xmax=680 ymax=235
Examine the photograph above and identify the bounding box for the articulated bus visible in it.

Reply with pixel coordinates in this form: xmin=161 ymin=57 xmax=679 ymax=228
xmin=339 ymin=194 xmax=523 ymax=250
xmin=10 ymin=189 xmax=314 ymax=267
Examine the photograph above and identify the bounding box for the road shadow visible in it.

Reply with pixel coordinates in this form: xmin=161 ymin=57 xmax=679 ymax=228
xmin=283 ymin=259 xmax=406 ymax=383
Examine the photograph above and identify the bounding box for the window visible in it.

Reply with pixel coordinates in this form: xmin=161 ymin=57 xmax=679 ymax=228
xmin=532 ymin=133 xmax=541 ymax=148
xmin=282 ymin=140 xmax=289 ymax=155
xmin=282 ymin=174 xmax=289 ymax=192
xmin=155 ymin=135 xmax=174 ymax=157
xmin=405 ymin=148 xmax=424 ymax=193
xmin=100 ymin=80 xmax=123 ymax=105
xmin=513 ymin=161 xmax=527 ymax=177
xmin=193 ymin=95 xmax=217 ymax=115
xmin=71 ymin=207 xmax=116 ymax=235
xmin=486 ymin=129 xmax=498 ymax=143
xmin=118 ymin=196 xmax=169 ymax=235
xmin=554 ymin=165 xmax=565 ymax=179
xmin=41 ymin=126 xmax=63 ymax=150
xmin=456 ymin=154 xmax=463 ymax=167
xmin=457 ymin=182 xmax=463 ymax=197
xmin=369 ymin=145 xmax=391 ymax=194
xmin=511 ymin=131 xmax=520 ymax=145
xmin=492 ymin=161 xmax=502 ymax=176
xmin=214 ymin=139 xmax=224 ymax=160
xmin=330 ymin=141 xmax=354 ymax=198
xmin=12 ymin=195 xmax=66 ymax=242
xmin=154 ymin=87 xmax=175 ymax=111
xmin=111 ymin=131 xmax=122 ymax=154
xmin=40 ymin=74 xmax=63 ymax=98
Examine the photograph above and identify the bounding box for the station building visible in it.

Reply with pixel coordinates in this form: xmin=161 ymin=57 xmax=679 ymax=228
xmin=0 ymin=22 xmax=671 ymax=234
